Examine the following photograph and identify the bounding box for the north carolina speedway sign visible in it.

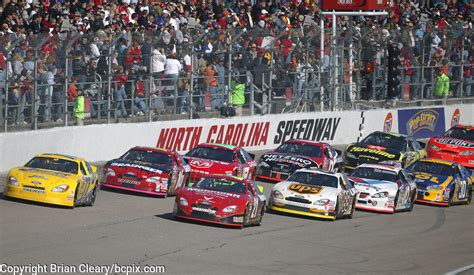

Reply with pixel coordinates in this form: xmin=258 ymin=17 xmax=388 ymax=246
xmin=155 ymin=114 xmax=354 ymax=152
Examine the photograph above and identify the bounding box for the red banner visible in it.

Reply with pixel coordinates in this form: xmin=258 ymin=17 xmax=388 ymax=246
xmin=321 ymin=0 xmax=388 ymax=11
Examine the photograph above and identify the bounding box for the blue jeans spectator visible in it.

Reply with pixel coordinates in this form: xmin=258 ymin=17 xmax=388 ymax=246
xmin=209 ymin=85 xmax=222 ymax=110
xmin=114 ymin=85 xmax=128 ymax=117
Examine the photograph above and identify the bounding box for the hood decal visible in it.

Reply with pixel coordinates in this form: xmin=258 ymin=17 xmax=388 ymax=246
xmin=189 ymin=160 xmax=214 ymax=169
xmin=349 ymin=146 xmax=397 ymax=159
xmin=435 ymin=138 xmax=474 ymax=148
xmin=288 ymin=183 xmax=322 ymax=194
xmin=187 ymin=187 xmax=241 ymax=199
xmin=261 ymin=154 xmax=315 ymax=167
xmin=110 ymin=162 xmax=164 ymax=174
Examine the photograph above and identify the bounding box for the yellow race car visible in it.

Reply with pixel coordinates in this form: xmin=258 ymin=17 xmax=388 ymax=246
xmin=4 ymin=153 xmax=99 ymax=208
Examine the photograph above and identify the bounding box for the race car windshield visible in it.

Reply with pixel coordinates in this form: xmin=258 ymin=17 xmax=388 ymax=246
xmin=361 ymin=133 xmax=406 ymax=151
xmin=195 ymin=178 xmax=246 ymax=194
xmin=408 ymin=161 xmax=455 ymax=176
xmin=121 ymin=149 xmax=171 ymax=166
xmin=186 ymin=146 xmax=235 ymax=163
xmin=351 ymin=167 xmax=399 ymax=182
xmin=25 ymin=157 xmax=78 ymax=174
xmin=275 ymin=142 xmax=322 ymax=157
xmin=288 ymin=172 xmax=338 ymax=188
xmin=444 ymin=127 xmax=474 ymax=142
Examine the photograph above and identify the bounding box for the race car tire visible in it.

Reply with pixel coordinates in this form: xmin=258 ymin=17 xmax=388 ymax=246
xmin=256 ymin=204 xmax=265 ymax=226
xmin=334 ymin=198 xmax=341 ymax=220
xmin=243 ymin=204 xmax=251 ymax=227
xmin=465 ymin=187 xmax=472 ymax=205
xmin=345 ymin=199 xmax=356 ymax=219
xmin=448 ymin=189 xmax=454 ymax=206
xmin=73 ymin=185 xmax=80 ymax=208
xmin=86 ymin=185 xmax=98 ymax=207
xmin=393 ymin=192 xmax=399 ymax=213
xmin=407 ymin=191 xmax=416 ymax=212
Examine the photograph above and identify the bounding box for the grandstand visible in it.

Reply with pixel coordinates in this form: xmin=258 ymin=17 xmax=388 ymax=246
xmin=0 ymin=0 xmax=472 ymax=132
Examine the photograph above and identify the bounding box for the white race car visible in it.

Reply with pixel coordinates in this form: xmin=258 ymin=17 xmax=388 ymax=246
xmin=349 ymin=164 xmax=417 ymax=213
xmin=268 ymin=169 xmax=357 ymax=220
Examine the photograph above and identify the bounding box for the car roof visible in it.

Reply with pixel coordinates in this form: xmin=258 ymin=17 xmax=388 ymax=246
xmin=198 ymin=143 xmax=237 ymax=150
xmin=357 ymin=163 xmax=401 ymax=172
xmin=131 ymin=146 xmax=173 ymax=154
xmin=36 ymin=153 xmax=82 ymax=162
xmin=284 ymin=139 xmax=327 ymax=147
xmin=370 ymin=131 xmax=409 ymax=139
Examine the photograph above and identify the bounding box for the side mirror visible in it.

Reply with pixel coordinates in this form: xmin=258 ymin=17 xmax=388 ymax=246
xmin=258 ymin=185 xmax=264 ymax=193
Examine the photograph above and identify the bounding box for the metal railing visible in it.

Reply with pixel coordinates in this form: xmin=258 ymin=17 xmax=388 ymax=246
xmin=0 ymin=26 xmax=473 ymax=132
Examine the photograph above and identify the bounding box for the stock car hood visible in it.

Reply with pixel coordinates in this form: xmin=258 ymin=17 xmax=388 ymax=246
xmin=350 ymin=177 xmax=398 ymax=195
xmin=429 ymin=137 xmax=474 ymax=152
xmin=10 ymin=167 xmax=77 ymax=187
xmin=179 ymin=187 xmax=246 ymax=211
xmin=260 ymin=153 xmax=321 ymax=169
xmin=346 ymin=143 xmax=402 ymax=162
xmin=184 ymin=157 xmax=236 ymax=175
xmin=107 ymin=159 xmax=171 ymax=178
xmin=411 ymin=172 xmax=453 ymax=189
xmin=275 ymin=181 xmax=339 ymax=201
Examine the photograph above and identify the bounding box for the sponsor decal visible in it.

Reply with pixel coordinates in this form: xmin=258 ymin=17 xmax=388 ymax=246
xmin=22 ymin=187 xmax=45 ymax=194
xmin=451 ymin=108 xmax=460 ymax=127
xmin=274 ymin=118 xmax=341 ymax=144
xmin=187 ymin=187 xmax=241 ymax=198
xmin=355 ymin=182 xmax=382 ymax=192
xmin=288 ymin=183 xmax=322 ymax=194
xmin=156 ymin=122 xmax=270 ymax=151
xmin=383 ymin=112 xmax=393 ymax=132
xmin=261 ymin=154 xmax=313 ymax=167
xmin=110 ymin=162 xmax=163 ymax=174
xmin=398 ymin=108 xmax=445 ymax=139
xmin=435 ymin=138 xmax=474 ymax=148
xmin=189 ymin=160 xmax=213 ymax=169
xmin=349 ymin=146 xmax=396 ymax=159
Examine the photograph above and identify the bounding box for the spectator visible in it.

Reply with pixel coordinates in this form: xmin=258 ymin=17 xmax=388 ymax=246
xmin=230 ymin=74 xmax=246 ymax=117
xmin=114 ymin=66 xmax=129 ymax=118
xmin=434 ymin=68 xmax=450 ymax=99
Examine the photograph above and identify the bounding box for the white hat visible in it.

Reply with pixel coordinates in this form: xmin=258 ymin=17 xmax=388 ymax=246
xmin=261 ymin=9 xmax=268 ymax=15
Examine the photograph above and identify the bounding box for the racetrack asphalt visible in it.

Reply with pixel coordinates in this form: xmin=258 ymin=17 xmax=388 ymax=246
xmin=0 ymin=150 xmax=473 ymax=275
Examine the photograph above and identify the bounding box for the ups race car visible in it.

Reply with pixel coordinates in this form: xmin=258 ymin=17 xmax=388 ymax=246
xmin=345 ymin=131 xmax=426 ymax=171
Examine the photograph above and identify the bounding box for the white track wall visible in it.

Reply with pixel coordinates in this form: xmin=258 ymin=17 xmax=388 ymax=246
xmin=1 ymin=104 xmax=473 ymax=172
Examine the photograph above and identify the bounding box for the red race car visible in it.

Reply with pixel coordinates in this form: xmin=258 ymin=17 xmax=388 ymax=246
xmin=257 ymin=139 xmax=344 ymax=182
xmin=183 ymin=143 xmax=257 ymax=184
xmin=427 ymin=125 xmax=474 ymax=170
xmin=101 ymin=147 xmax=190 ymax=197
xmin=173 ymin=175 xmax=266 ymax=228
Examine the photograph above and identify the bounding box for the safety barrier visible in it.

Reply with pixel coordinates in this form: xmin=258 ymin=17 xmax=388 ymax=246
xmin=1 ymin=103 xmax=473 ymax=172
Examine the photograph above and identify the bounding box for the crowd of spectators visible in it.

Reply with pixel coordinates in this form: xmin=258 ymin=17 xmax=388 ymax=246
xmin=0 ymin=0 xmax=472 ymax=126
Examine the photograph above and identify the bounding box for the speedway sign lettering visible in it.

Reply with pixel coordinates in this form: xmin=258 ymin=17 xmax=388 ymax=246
xmin=321 ymin=0 xmax=387 ymax=11
xmin=155 ymin=112 xmax=360 ymax=152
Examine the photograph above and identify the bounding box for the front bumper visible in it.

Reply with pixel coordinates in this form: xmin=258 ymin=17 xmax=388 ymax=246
xmin=269 ymin=199 xmax=336 ymax=220
xmin=174 ymin=204 xmax=244 ymax=227
xmin=355 ymin=195 xmax=395 ymax=213
xmin=4 ymin=185 xmax=74 ymax=207
xmin=416 ymin=189 xmax=449 ymax=206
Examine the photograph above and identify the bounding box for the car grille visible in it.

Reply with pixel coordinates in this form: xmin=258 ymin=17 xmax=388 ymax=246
xmin=118 ymin=178 xmax=141 ymax=185
xmin=286 ymin=197 xmax=311 ymax=204
xmin=191 ymin=204 xmax=218 ymax=220
xmin=23 ymin=186 xmax=45 ymax=194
